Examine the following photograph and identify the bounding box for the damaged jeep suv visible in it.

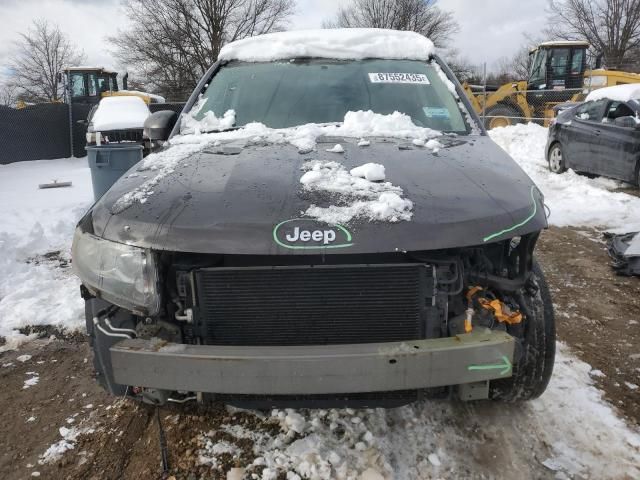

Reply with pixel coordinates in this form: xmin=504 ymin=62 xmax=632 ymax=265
xmin=72 ymin=29 xmax=555 ymax=408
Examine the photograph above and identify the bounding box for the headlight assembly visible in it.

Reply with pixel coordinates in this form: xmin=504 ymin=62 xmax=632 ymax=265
xmin=72 ymin=228 xmax=160 ymax=315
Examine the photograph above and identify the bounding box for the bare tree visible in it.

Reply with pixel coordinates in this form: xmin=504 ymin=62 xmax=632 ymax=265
xmin=112 ymin=0 xmax=295 ymax=101
xmin=494 ymin=47 xmax=534 ymax=82
xmin=324 ymin=0 xmax=459 ymax=47
xmin=547 ymin=0 xmax=640 ymax=71
xmin=444 ymin=48 xmax=478 ymax=83
xmin=0 ymin=82 xmax=20 ymax=108
xmin=9 ymin=19 xmax=85 ymax=103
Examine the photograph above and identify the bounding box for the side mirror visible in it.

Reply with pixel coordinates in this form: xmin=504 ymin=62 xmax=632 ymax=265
xmin=143 ymin=110 xmax=178 ymax=141
xmin=613 ymin=116 xmax=638 ymax=129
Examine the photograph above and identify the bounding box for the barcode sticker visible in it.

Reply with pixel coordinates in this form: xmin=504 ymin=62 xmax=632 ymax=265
xmin=368 ymin=73 xmax=430 ymax=84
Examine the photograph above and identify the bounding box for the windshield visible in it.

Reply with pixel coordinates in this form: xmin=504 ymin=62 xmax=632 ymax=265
xmin=188 ymin=59 xmax=470 ymax=134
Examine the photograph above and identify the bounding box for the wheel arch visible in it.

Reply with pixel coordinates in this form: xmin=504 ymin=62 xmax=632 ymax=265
xmin=547 ymin=140 xmax=569 ymax=169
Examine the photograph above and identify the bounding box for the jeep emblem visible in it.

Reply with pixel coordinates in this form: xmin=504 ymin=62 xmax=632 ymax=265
xmin=273 ymin=219 xmax=353 ymax=250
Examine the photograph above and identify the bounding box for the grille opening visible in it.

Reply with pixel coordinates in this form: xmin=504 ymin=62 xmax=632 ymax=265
xmin=193 ymin=263 xmax=431 ymax=346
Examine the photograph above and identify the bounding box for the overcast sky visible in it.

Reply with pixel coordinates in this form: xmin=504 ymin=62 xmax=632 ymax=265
xmin=0 ymin=0 xmax=549 ymax=79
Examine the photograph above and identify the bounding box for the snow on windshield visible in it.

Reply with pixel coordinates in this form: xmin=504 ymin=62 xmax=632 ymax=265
xmin=91 ymin=96 xmax=150 ymax=131
xmin=180 ymin=97 xmax=236 ymax=135
xmin=218 ymin=28 xmax=435 ymax=63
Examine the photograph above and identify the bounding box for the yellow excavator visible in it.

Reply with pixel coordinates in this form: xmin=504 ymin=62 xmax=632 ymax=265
xmin=61 ymin=67 xmax=164 ymax=106
xmin=463 ymin=41 xmax=640 ymax=129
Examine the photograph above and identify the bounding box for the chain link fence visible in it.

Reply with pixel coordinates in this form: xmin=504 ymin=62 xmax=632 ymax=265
xmin=0 ymin=103 xmax=72 ymax=164
xmin=0 ymin=101 xmax=187 ymax=164
xmin=464 ymin=86 xmax=586 ymax=129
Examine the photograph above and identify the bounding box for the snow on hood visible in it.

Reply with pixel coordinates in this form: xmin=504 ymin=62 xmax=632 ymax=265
xmin=300 ymin=160 xmax=413 ymax=224
xmin=585 ymin=84 xmax=640 ymax=103
xmin=91 ymin=96 xmax=150 ymax=131
xmin=218 ymin=28 xmax=435 ymax=63
xmin=112 ymin=110 xmax=442 ymax=213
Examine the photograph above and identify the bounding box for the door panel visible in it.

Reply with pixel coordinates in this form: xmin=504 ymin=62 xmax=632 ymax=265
xmin=595 ymin=101 xmax=640 ymax=181
xmin=565 ymin=100 xmax=607 ymax=173
xmin=564 ymin=100 xmax=607 ymax=173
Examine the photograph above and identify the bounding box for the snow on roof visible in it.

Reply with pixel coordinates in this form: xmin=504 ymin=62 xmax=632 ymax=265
xmin=65 ymin=66 xmax=116 ymax=74
xmin=91 ymin=96 xmax=150 ymax=132
xmin=585 ymin=84 xmax=640 ymax=103
xmin=218 ymin=28 xmax=435 ymax=63
xmin=120 ymin=90 xmax=166 ymax=103
xmin=537 ymin=41 xmax=590 ymax=47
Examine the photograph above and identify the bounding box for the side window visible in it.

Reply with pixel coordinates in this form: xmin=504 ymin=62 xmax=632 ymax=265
xmin=529 ymin=50 xmax=547 ymax=85
xmin=575 ymin=100 xmax=605 ymax=122
xmin=550 ymin=48 xmax=570 ymax=76
xmin=70 ymin=73 xmax=86 ymax=97
xmin=87 ymin=73 xmax=98 ymax=96
xmin=571 ymin=49 xmax=585 ymax=75
xmin=604 ymin=101 xmax=634 ymax=122
xmin=97 ymin=77 xmax=109 ymax=93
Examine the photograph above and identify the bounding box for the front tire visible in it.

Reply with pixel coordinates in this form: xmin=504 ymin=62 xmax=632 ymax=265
xmin=484 ymin=105 xmax=524 ymax=130
xmin=490 ymin=260 xmax=556 ymax=401
xmin=548 ymin=143 xmax=566 ymax=174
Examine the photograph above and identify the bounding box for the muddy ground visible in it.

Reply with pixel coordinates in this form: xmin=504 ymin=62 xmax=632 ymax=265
xmin=0 ymin=226 xmax=638 ymax=480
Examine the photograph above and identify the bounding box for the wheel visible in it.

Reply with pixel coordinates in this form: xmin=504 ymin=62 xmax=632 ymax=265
xmin=547 ymin=143 xmax=566 ymax=174
xmin=484 ymin=105 xmax=524 ymax=130
xmin=490 ymin=260 xmax=556 ymax=401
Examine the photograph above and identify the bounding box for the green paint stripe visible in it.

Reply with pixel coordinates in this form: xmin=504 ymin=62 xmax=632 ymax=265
xmin=468 ymin=355 xmax=512 ymax=376
xmin=483 ymin=186 xmax=539 ymax=243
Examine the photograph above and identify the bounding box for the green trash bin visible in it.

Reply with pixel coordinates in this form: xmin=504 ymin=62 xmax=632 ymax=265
xmin=87 ymin=144 xmax=143 ymax=202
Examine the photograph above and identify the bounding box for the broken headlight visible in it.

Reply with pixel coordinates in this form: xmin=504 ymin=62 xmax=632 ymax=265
xmin=72 ymin=228 xmax=159 ymax=315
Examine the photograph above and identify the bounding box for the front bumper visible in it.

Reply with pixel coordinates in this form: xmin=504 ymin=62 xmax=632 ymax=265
xmin=110 ymin=329 xmax=515 ymax=395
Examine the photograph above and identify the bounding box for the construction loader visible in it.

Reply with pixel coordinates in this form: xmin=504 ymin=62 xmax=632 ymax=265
xmin=463 ymin=41 xmax=640 ymax=129
xmin=62 ymin=67 xmax=164 ymax=106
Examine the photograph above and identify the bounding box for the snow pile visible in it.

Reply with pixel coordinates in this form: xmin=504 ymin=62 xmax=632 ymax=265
xmin=339 ymin=110 xmax=441 ymax=143
xmin=490 ymin=123 xmax=640 ymax=232
xmin=0 ymin=158 xmax=93 ymax=351
xmin=300 ymin=161 xmax=412 ymax=224
xmin=90 ymin=96 xmax=150 ymax=131
xmin=326 ymin=144 xmax=344 ymax=154
xmin=532 ymin=344 xmax=640 ymax=479
xmin=350 ymin=163 xmax=385 ymax=182
xmin=586 ymin=83 xmax=640 ymax=103
xmin=116 ymin=110 xmax=441 ymax=212
xmin=191 ymin=344 xmax=640 ymax=479
xmin=39 ymin=425 xmax=93 ymax=464
xmin=180 ymin=98 xmax=236 ymax=135
xmin=23 ymin=373 xmax=39 ymax=389
xmin=198 ymin=439 xmax=242 ymax=468
xmin=218 ymin=28 xmax=435 ymax=63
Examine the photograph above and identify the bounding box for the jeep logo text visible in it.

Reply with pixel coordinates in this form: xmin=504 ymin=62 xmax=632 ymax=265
xmin=273 ymin=219 xmax=353 ymax=250
xmin=286 ymin=227 xmax=336 ymax=245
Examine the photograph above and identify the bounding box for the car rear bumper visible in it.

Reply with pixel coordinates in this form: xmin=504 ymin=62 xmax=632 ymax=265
xmin=110 ymin=329 xmax=515 ymax=395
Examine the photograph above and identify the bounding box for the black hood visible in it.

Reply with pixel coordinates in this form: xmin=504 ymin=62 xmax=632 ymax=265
xmin=89 ymin=135 xmax=546 ymax=255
